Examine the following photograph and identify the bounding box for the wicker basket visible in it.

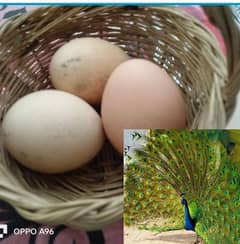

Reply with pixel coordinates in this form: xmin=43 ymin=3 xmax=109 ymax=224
xmin=0 ymin=6 xmax=239 ymax=230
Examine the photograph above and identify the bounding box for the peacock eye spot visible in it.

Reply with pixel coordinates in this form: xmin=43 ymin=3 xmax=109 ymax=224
xmin=178 ymin=150 xmax=183 ymax=155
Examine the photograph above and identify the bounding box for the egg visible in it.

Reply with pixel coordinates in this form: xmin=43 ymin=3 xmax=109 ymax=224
xmin=50 ymin=37 xmax=129 ymax=105
xmin=101 ymin=59 xmax=186 ymax=153
xmin=2 ymin=90 xmax=105 ymax=173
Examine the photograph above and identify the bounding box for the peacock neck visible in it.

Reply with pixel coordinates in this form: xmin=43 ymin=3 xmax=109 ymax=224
xmin=183 ymin=200 xmax=195 ymax=231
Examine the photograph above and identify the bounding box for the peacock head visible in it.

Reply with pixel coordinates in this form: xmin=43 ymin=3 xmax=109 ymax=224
xmin=180 ymin=193 xmax=187 ymax=206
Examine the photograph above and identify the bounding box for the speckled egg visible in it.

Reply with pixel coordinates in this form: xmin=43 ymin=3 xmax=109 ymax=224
xmin=50 ymin=37 xmax=129 ymax=105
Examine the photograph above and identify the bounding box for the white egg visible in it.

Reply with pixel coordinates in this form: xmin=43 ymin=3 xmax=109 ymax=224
xmin=2 ymin=90 xmax=105 ymax=173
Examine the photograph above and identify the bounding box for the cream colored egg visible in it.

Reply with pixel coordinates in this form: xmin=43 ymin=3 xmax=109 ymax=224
xmin=2 ymin=90 xmax=105 ymax=173
xmin=50 ymin=37 xmax=129 ymax=105
xmin=101 ymin=59 xmax=186 ymax=153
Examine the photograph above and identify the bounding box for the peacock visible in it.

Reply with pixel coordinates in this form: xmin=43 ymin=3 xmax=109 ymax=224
xmin=124 ymin=129 xmax=240 ymax=244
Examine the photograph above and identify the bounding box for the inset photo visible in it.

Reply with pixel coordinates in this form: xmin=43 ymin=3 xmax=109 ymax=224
xmin=124 ymin=129 xmax=240 ymax=244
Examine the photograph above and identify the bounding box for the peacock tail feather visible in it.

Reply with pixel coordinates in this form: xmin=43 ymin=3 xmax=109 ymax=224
xmin=228 ymin=130 xmax=240 ymax=144
xmin=124 ymin=129 xmax=240 ymax=243
xmin=195 ymin=159 xmax=240 ymax=244
xmin=124 ymin=159 xmax=183 ymax=228
xmin=134 ymin=130 xmax=226 ymax=203
xmin=228 ymin=130 xmax=240 ymax=170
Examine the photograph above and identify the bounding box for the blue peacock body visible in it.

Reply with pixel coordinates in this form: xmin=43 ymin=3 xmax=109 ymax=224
xmin=124 ymin=129 xmax=240 ymax=244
